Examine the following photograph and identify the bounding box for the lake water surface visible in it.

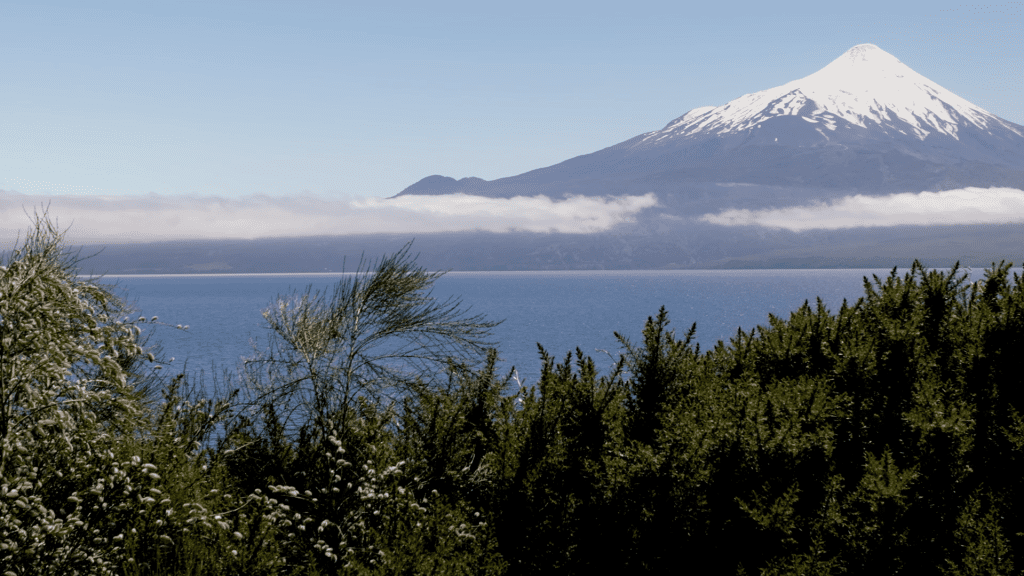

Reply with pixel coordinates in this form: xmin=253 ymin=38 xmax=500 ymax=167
xmin=104 ymin=268 xmax=981 ymax=389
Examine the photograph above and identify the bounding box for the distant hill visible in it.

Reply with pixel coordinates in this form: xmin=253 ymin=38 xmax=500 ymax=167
xmin=77 ymin=222 xmax=1024 ymax=275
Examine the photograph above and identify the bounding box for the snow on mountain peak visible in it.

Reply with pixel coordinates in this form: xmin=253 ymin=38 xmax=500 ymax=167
xmin=662 ymin=106 xmax=716 ymax=129
xmin=842 ymin=43 xmax=886 ymax=62
xmin=644 ymin=44 xmax=1021 ymax=146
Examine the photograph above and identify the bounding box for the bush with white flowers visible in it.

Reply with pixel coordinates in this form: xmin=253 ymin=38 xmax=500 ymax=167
xmin=0 ymin=214 xmax=153 ymax=573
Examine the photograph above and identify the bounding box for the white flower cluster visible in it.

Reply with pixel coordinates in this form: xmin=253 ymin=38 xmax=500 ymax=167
xmin=212 ymin=427 xmax=490 ymax=571
xmin=0 ymin=433 xmax=168 ymax=574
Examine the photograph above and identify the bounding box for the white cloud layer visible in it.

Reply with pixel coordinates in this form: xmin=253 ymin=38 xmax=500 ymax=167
xmin=0 ymin=191 xmax=658 ymax=244
xmin=700 ymin=187 xmax=1024 ymax=231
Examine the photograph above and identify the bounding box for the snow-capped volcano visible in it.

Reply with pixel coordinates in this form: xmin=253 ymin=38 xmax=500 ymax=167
xmin=646 ymin=44 xmax=1020 ymax=144
xmin=397 ymin=44 xmax=1024 ymax=207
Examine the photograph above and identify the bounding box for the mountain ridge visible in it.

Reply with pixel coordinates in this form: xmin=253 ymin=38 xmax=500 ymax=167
xmin=394 ymin=44 xmax=1024 ymax=204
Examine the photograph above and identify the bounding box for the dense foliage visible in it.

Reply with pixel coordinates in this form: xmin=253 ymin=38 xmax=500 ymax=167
xmin=3 ymin=215 xmax=1023 ymax=574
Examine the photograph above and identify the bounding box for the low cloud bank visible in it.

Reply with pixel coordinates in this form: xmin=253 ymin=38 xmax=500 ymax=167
xmin=700 ymin=187 xmax=1024 ymax=231
xmin=0 ymin=191 xmax=658 ymax=243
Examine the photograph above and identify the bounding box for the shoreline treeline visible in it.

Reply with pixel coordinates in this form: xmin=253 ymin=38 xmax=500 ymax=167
xmin=2 ymin=215 xmax=1021 ymax=575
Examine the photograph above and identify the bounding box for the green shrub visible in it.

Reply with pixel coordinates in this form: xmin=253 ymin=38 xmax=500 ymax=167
xmin=6 ymin=211 xmax=1024 ymax=575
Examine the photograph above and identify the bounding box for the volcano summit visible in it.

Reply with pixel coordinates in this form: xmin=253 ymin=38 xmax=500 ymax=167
xmin=396 ymin=44 xmax=1024 ymax=215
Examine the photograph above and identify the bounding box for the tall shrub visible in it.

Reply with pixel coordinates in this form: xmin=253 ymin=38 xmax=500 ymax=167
xmin=0 ymin=214 xmax=149 ymax=573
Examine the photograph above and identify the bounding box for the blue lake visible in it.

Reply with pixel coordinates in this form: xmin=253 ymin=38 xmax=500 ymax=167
xmin=102 ymin=268 xmax=984 ymax=390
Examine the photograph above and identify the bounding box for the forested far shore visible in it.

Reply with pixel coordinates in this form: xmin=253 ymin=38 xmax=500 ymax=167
xmin=72 ymin=222 xmax=1024 ymax=274
xmin=2 ymin=214 xmax=1023 ymax=575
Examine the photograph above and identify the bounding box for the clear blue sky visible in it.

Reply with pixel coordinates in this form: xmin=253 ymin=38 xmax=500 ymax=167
xmin=2 ymin=0 xmax=1021 ymax=200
